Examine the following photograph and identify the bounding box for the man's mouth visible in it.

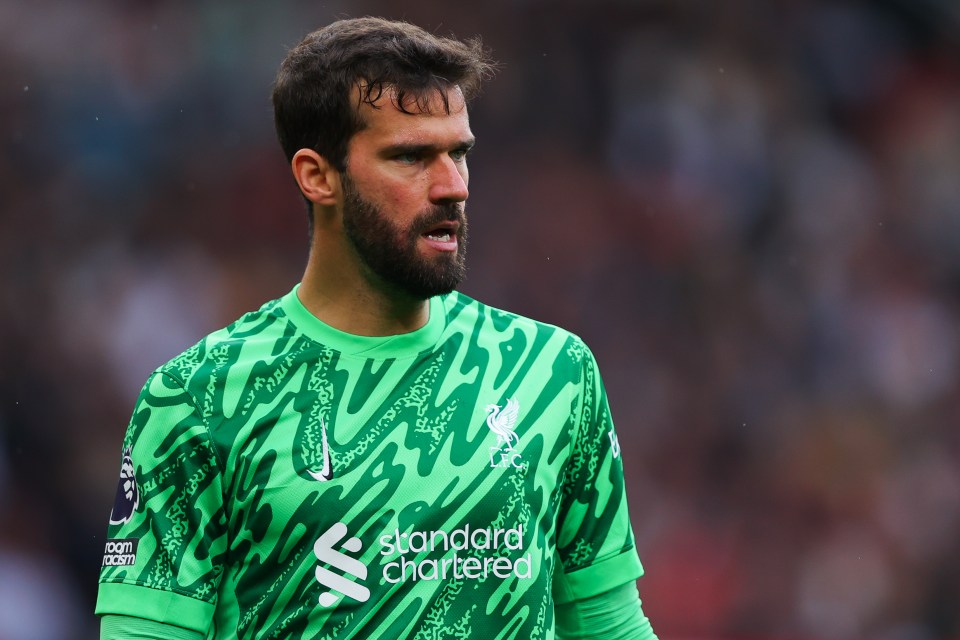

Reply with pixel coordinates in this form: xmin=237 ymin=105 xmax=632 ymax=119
xmin=421 ymin=221 xmax=460 ymax=251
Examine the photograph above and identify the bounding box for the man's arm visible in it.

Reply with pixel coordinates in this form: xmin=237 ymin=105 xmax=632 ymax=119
xmin=96 ymin=371 xmax=226 ymax=633
xmin=555 ymin=581 xmax=658 ymax=640
xmin=101 ymin=615 xmax=204 ymax=640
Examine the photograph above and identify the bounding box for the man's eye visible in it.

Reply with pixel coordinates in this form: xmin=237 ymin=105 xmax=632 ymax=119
xmin=394 ymin=152 xmax=419 ymax=164
xmin=450 ymin=148 xmax=470 ymax=162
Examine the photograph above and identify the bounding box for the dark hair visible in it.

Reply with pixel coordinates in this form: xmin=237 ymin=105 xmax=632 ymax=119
xmin=272 ymin=17 xmax=494 ymax=173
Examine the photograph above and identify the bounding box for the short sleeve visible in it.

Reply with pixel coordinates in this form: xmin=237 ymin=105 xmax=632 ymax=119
xmin=553 ymin=340 xmax=644 ymax=604
xmin=96 ymin=371 xmax=227 ymax=634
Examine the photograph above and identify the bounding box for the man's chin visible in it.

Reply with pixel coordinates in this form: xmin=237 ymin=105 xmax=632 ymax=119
xmin=406 ymin=277 xmax=463 ymax=300
xmin=397 ymin=265 xmax=465 ymax=300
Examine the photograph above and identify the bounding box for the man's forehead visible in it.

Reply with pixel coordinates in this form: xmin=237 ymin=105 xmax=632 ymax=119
xmin=354 ymin=83 xmax=468 ymax=118
xmin=349 ymin=84 xmax=472 ymax=150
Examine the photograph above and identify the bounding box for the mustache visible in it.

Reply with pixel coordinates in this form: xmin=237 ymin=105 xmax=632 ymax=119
xmin=414 ymin=203 xmax=465 ymax=230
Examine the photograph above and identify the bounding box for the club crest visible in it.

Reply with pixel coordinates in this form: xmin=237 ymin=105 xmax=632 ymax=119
xmin=485 ymin=399 xmax=524 ymax=468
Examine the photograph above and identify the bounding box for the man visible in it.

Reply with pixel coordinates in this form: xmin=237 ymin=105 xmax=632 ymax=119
xmin=96 ymin=17 xmax=657 ymax=639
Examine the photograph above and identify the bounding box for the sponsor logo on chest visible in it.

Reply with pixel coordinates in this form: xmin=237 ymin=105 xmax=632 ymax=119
xmin=312 ymin=521 xmax=531 ymax=608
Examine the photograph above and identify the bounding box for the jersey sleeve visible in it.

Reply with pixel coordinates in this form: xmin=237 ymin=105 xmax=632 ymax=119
xmin=101 ymin=615 xmax=205 ymax=640
xmin=96 ymin=370 xmax=228 ymax=634
xmin=555 ymin=582 xmax=658 ymax=639
xmin=553 ymin=339 xmax=644 ymax=604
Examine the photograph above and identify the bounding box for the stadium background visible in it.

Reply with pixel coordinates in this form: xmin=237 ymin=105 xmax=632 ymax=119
xmin=2 ymin=1 xmax=959 ymax=638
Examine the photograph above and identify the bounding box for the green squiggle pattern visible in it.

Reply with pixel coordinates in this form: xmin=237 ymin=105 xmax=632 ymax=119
xmin=98 ymin=289 xmax=641 ymax=639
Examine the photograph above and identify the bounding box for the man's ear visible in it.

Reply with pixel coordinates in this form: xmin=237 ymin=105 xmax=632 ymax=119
xmin=291 ymin=149 xmax=341 ymax=206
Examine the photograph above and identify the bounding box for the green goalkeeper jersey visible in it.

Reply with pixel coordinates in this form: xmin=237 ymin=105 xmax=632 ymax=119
xmin=96 ymin=286 xmax=644 ymax=639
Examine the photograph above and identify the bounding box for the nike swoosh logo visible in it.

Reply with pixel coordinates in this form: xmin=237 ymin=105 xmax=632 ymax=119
xmin=308 ymin=416 xmax=334 ymax=482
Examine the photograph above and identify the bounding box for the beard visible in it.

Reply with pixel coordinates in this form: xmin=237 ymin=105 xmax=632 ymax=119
xmin=341 ymin=174 xmax=468 ymax=300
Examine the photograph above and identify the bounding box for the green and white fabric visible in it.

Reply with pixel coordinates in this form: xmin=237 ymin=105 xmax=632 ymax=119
xmin=97 ymin=285 xmax=643 ymax=639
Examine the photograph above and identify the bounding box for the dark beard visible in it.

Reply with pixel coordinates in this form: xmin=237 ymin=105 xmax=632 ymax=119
xmin=341 ymin=174 xmax=468 ymax=300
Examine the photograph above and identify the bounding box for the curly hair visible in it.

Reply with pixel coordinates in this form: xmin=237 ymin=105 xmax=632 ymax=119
xmin=272 ymin=17 xmax=495 ymax=173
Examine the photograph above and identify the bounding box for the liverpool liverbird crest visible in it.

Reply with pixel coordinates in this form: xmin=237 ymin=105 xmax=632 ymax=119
xmin=485 ymin=398 xmax=520 ymax=450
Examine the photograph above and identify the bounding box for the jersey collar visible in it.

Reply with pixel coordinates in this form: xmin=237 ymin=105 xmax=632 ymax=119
xmin=280 ymin=284 xmax=446 ymax=358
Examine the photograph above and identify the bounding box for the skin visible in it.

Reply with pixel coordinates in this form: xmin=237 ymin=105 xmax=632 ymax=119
xmin=291 ymin=85 xmax=475 ymax=337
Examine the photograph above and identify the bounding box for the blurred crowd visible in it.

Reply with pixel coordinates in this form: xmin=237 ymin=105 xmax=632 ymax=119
xmin=2 ymin=1 xmax=959 ymax=638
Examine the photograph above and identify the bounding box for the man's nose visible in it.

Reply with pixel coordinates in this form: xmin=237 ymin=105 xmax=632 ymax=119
xmin=428 ymin=155 xmax=469 ymax=204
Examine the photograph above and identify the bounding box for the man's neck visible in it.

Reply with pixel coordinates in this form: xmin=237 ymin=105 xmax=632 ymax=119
xmin=298 ymin=262 xmax=431 ymax=337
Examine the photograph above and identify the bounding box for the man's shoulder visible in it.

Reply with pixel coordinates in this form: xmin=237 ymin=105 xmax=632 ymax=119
xmin=443 ymin=291 xmax=588 ymax=352
xmin=152 ymin=295 xmax=290 ymax=389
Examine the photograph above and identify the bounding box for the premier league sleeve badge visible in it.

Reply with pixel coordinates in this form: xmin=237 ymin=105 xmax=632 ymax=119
xmin=109 ymin=447 xmax=139 ymax=525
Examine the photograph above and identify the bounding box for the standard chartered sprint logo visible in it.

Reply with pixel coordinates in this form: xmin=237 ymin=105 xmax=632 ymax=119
xmin=314 ymin=522 xmax=529 ymax=607
xmin=314 ymin=523 xmax=370 ymax=607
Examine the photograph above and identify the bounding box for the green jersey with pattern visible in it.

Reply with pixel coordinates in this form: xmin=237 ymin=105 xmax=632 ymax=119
xmin=96 ymin=285 xmax=644 ymax=639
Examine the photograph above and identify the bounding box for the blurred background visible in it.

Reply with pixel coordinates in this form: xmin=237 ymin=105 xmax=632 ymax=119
xmin=2 ymin=0 xmax=959 ymax=638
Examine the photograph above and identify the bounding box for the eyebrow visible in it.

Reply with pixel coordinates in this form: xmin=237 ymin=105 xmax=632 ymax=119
xmin=381 ymin=138 xmax=476 ymax=156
